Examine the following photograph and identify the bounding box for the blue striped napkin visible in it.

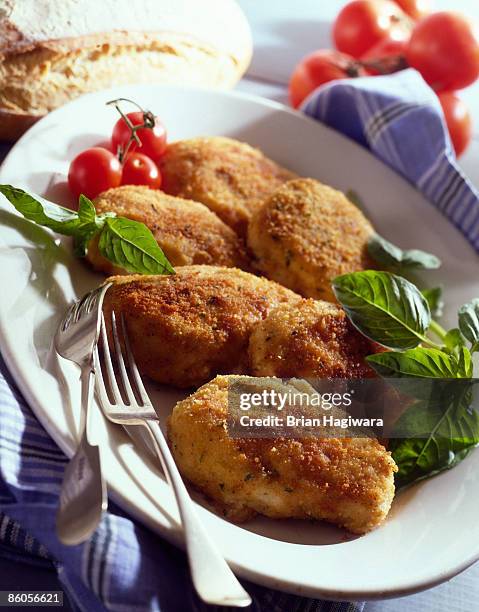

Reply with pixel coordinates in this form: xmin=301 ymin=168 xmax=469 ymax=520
xmin=302 ymin=68 xmax=479 ymax=252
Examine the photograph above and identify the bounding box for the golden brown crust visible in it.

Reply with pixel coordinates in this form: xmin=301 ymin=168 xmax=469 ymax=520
xmin=0 ymin=0 xmax=252 ymax=140
xmin=158 ymin=137 xmax=296 ymax=236
xmin=0 ymin=30 xmax=167 ymax=57
xmin=249 ymin=299 xmax=380 ymax=379
xmin=247 ymin=178 xmax=375 ymax=302
xmin=102 ymin=266 xmax=300 ymax=388
xmin=168 ymin=375 xmax=397 ymax=533
xmin=0 ymin=34 xmax=241 ymax=141
xmin=87 ymin=185 xmax=250 ymax=274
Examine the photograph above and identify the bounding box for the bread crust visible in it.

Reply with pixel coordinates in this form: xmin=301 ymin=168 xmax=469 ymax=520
xmin=0 ymin=1 xmax=252 ymax=140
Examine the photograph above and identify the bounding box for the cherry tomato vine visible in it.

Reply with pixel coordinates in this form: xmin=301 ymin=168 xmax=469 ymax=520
xmin=68 ymin=98 xmax=167 ymax=203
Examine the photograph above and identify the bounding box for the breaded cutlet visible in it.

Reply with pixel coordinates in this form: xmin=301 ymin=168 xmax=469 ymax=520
xmin=249 ymin=298 xmax=381 ymax=378
xmin=248 ymin=178 xmax=375 ymax=301
xmin=102 ymin=266 xmax=300 ymax=388
xmin=87 ymin=185 xmax=250 ymax=274
xmin=158 ymin=136 xmax=296 ymax=236
xmin=168 ymin=375 xmax=397 ymax=534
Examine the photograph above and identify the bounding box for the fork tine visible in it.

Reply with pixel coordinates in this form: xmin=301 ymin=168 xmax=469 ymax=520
xmin=61 ymin=302 xmax=77 ymax=331
xmin=120 ymin=314 xmax=151 ymax=407
xmin=75 ymin=294 xmax=90 ymax=321
xmin=88 ymin=285 xmax=106 ymax=310
xmin=84 ymin=290 xmax=97 ymax=314
xmin=110 ymin=311 xmax=138 ymax=407
xmin=80 ymin=286 xmax=99 ymax=315
xmin=61 ymin=285 xmax=106 ymax=332
xmin=62 ymin=293 xmax=88 ymax=330
xmin=99 ymin=312 xmax=124 ymax=406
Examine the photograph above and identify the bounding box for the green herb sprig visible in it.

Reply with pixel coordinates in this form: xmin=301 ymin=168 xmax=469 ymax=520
xmin=332 ymin=269 xmax=479 ymax=489
xmin=0 ymin=185 xmax=174 ymax=276
xmin=367 ymin=233 xmax=441 ymax=273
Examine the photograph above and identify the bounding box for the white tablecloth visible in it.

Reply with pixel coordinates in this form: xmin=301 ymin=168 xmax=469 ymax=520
xmin=236 ymin=1 xmax=479 ymax=610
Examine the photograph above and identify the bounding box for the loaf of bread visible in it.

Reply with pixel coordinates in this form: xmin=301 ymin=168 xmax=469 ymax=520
xmin=0 ymin=0 xmax=252 ymax=140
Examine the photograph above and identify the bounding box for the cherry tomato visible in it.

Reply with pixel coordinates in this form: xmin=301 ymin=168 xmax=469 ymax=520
xmin=111 ymin=111 xmax=167 ymax=160
xmin=333 ymin=0 xmax=411 ymax=59
xmin=289 ymin=50 xmax=366 ymax=108
xmin=393 ymin=0 xmax=431 ymax=20
xmin=68 ymin=147 xmax=122 ymax=201
xmin=438 ymin=92 xmax=472 ymax=157
xmin=121 ymin=152 xmax=162 ymax=189
xmin=406 ymin=12 xmax=479 ymax=91
xmin=360 ymin=37 xmax=408 ymax=74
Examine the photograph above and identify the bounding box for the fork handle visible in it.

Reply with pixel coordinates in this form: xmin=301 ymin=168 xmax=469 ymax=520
xmin=143 ymin=419 xmax=251 ymax=608
xmin=56 ymin=367 xmax=107 ymax=545
xmin=79 ymin=366 xmax=95 ymax=444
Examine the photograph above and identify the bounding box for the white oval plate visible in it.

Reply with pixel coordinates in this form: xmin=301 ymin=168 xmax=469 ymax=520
xmin=0 ymin=84 xmax=478 ymax=601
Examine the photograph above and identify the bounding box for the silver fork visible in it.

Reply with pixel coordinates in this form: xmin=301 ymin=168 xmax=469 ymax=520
xmin=94 ymin=310 xmax=252 ymax=608
xmin=54 ymin=282 xmax=112 ymax=545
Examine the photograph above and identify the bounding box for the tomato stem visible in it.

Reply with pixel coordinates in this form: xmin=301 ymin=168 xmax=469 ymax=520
xmin=346 ymin=62 xmax=363 ymax=78
xmin=106 ymin=98 xmax=156 ymax=163
xmin=358 ymin=54 xmax=409 ymax=75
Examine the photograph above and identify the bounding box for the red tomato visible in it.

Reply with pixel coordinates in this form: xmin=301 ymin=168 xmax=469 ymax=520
xmin=438 ymin=92 xmax=472 ymax=157
xmin=121 ymin=152 xmax=162 ymax=189
xmin=68 ymin=147 xmax=122 ymax=201
xmin=360 ymin=37 xmax=408 ymax=74
xmin=333 ymin=0 xmax=411 ymax=59
xmin=361 ymin=37 xmax=407 ymax=61
xmin=406 ymin=12 xmax=479 ymax=91
xmin=289 ymin=50 xmax=366 ymax=108
xmin=111 ymin=111 xmax=167 ymax=160
xmin=393 ymin=0 xmax=431 ymax=20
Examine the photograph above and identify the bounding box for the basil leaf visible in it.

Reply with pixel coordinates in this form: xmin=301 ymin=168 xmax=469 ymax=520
xmin=1 ymin=185 xmax=174 ymax=274
xmin=0 ymin=184 xmax=80 ymax=234
xmin=366 ymin=348 xmax=459 ymax=378
xmin=73 ymin=225 xmax=103 ymax=258
xmin=78 ymin=194 xmax=96 ymax=223
xmin=98 ymin=216 xmax=175 ymax=275
xmin=76 ymin=196 xmax=118 ymax=257
xmin=70 ymin=195 xmax=105 ymax=256
xmin=422 ymin=286 xmax=444 ymax=318
xmin=332 ymin=270 xmax=431 ymax=349
xmin=390 ymin=383 xmax=479 ymax=489
xmin=455 ymin=346 xmax=473 ymax=378
xmin=458 ymin=299 xmax=479 ymax=350
xmin=442 ymin=327 xmax=465 ymax=354
xmin=368 ymin=234 xmax=441 ymax=271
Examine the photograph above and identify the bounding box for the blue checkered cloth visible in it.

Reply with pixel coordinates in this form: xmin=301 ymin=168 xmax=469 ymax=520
xmin=1 ymin=67 xmax=478 ymax=612
xmin=301 ymin=68 xmax=479 ymax=252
